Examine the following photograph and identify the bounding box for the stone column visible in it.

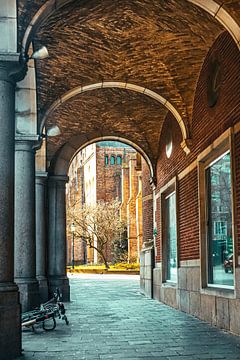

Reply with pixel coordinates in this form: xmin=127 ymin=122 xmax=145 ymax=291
xmin=36 ymin=172 xmax=48 ymax=302
xmin=0 ymin=58 xmax=21 ymax=359
xmin=48 ymin=176 xmax=70 ymax=301
xmin=14 ymin=138 xmax=39 ymax=311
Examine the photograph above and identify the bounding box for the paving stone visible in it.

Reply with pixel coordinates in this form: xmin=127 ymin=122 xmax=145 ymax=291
xmin=17 ymin=274 xmax=240 ymax=360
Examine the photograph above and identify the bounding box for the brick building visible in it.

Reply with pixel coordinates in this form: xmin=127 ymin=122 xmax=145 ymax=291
xmin=66 ymin=141 xmax=142 ymax=265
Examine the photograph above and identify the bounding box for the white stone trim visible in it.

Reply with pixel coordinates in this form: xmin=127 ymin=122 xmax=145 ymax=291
xmin=180 ymin=259 xmax=200 ymax=267
xmin=142 ymin=194 xmax=153 ymax=202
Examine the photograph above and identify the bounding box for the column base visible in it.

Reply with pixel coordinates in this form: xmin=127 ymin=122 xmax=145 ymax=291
xmin=15 ymin=278 xmax=39 ymax=312
xmin=48 ymin=276 xmax=70 ymax=302
xmin=0 ymin=283 xmax=21 ymax=360
xmin=37 ymin=276 xmax=48 ymax=303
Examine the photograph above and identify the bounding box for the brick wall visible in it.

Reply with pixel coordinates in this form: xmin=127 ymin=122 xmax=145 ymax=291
xmin=142 ymin=31 xmax=240 ymax=262
xmin=96 ymin=147 xmax=123 ymax=202
xmin=178 ymin=169 xmax=199 ymax=261
xmin=190 ymin=31 xmax=240 ymax=158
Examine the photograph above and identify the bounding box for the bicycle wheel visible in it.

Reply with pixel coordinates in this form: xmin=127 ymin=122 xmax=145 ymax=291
xmin=42 ymin=317 xmax=56 ymax=331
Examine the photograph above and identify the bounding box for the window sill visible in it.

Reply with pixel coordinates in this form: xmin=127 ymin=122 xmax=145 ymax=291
xmin=201 ymin=286 xmax=235 ymax=299
xmin=162 ymin=281 xmax=177 ymax=288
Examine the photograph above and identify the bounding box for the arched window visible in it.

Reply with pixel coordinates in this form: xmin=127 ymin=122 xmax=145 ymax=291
xmin=110 ymin=155 xmax=115 ymax=165
xmin=105 ymin=155 xmax=109 ymax=165
xmin=117 ymin=155 xmax=122 ymax=165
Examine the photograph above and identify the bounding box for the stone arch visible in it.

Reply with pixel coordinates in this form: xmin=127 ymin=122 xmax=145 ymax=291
xmin=41 ymin=81 xmax=190 ymax=153
xmin=51 ymin=134 xmax=155 ymax=180
xmin=21 ymin=0 xmax=240 ymax=56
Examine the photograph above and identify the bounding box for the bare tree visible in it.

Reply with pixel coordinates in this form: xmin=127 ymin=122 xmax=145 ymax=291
xmin=68 ymin=200 xmax=126 ymax=269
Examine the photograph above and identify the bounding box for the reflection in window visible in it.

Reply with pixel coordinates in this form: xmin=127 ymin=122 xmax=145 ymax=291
xmin=117 ymin=155 xmax=122 ymax=165
xmin=110 ymin=155 xmax=115 ymax=165
xmin=105 ymin=155 xmax=109 ymax=165
xmin=165 ymin=192 xmax=177 ymax=282
xmin=206 ymin=151 xmax=233 ymax=287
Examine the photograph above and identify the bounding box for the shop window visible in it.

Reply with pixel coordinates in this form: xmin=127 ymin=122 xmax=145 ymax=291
xmin=161 ymin=178 xmax=178 ymax=284
xmin=206 ymin=151 xmax=233 ymax=287
xmin=110 ymin=155 xmax=115 ymax=165
xmin=165 ymin=192 xmax=177 ymax=281
xmin=198 ymin=131 xmax=235 ymax=290
xmin=117 ymin=155 xmax=122 ymax=165
xmin=105 ymin=155 xmax=109 ymax=165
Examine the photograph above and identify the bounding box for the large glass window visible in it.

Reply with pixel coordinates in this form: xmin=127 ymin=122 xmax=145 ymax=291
xmin=206 ymin=151 xmax=233 ymax=287
xmin=165 ymin=192 xmax=177 ymax=282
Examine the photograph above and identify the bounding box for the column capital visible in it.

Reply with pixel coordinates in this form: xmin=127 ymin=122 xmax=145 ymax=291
xmin=48 ymin=175 xmax=69 ymax=185
xmin=0 ymin=53 xmax=27 ymax=83
xmin=36 ymin=172 xmax=48 ymax=185
xmin=15 ymin=136 xmax=39 ymax=152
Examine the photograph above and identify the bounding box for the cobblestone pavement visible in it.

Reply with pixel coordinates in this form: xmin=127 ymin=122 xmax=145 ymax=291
xmin=18 ymin=274 xmax=240 ymax=360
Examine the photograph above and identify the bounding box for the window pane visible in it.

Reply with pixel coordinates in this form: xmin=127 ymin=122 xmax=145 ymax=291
xmin=117 ymin=155 xmax=122 ymax=165
xmin=105 ymin=155 xmax=108 ymax=165
xmin=165 ymin=192 xmax=177 ymax=282
xmin=206 ymin=151 xmax=233 ymax=287
xmin=110 ymin=155 xmax=115 ymax=165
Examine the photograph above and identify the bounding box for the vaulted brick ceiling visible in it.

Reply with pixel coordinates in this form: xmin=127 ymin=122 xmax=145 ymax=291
xmin=17 ymin=0 xmax=238 ymax=167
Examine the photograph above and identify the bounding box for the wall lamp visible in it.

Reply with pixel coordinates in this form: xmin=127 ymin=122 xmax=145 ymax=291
xmin=29 ymin=46 xmax=49 ymax=61
xmin=41 ymin=125 xmax=61 ymax=139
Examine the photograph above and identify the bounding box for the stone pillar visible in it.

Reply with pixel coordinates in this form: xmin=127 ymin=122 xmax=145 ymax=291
xmin=36 ymin=172 xmax=48 ymax=302
xmin=48 ymin=176 xmax=70 ymax=301
xmin=0 ymin=58 xmax=21 ymax=359
xmin=14 ymin=138 xmax=39 ymax=311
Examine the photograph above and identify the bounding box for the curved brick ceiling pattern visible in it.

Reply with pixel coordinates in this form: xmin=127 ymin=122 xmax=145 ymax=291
xmin=46 ymin=88 xmax=167 ymax=163
xmin=17 ymin=0 xmax=237 ymax=166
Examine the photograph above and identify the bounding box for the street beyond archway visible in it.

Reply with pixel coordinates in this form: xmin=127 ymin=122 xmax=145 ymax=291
xmin=19 ymin=274 xmax=240 ymax=359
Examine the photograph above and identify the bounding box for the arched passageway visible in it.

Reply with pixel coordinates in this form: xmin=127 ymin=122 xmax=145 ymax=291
xmin=0 ymin=1 xmax=240 ymax=358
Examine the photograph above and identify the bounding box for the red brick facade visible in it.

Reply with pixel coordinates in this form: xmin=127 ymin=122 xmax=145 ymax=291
xmin=142 ymin=31 xmax=240 ymax=264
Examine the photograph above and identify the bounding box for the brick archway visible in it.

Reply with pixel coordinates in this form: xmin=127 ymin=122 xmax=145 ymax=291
xmin=41 ymin=82 xmax=190 ymax=154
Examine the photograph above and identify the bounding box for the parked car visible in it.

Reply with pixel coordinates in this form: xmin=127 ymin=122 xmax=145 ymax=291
xmin=224 ymin=254 xmax=233 ymax=273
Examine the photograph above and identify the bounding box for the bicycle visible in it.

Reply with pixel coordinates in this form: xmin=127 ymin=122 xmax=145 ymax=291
xmin=21 ymin=288 xmax=69 ymax=331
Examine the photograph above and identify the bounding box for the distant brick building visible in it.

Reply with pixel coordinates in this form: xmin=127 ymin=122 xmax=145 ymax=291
xmin=66 ymin=141 xmax=143 ymax=265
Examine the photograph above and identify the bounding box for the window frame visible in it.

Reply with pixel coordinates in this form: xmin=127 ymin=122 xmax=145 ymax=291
xmin=198 ymin=129 xmax=237 ymax=292
xmin=160 ymin=177 xmax=179 ymax=285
